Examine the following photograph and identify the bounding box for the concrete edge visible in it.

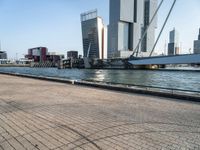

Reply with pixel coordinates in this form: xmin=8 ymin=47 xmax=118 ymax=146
xmin=0 ymin=72 xmax=200 ymax=102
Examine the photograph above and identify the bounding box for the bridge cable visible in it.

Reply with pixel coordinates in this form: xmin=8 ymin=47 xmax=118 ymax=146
xmin=131 ymin=0 xmax=164 ymax=57
xmin=149 ymin=0 xmax=177 ymax=57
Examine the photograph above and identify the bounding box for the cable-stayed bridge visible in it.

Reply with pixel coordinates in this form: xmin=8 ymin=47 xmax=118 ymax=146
xmin=129 ymin=54 xmax=200 ymax=65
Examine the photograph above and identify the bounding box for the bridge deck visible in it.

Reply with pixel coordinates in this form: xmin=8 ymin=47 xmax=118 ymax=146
xmin=129 ymin=54 xmax=200 ymax=65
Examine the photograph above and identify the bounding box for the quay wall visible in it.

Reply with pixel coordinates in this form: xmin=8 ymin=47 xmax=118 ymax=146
xmin=0 ymin=64 xmax=30 ymax=67
xmin=0 ymin=72 xmax=199 ymax=102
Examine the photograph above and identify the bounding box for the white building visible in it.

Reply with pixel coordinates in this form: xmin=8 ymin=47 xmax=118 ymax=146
xmin=81 ymin=10 xmax=107 ymax=59
xmin=108 ymin=0 xmax=158 ymax=58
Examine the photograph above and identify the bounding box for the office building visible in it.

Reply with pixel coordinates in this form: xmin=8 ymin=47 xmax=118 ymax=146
xmin=67 ymin=51 xmax=78 ymax=59
xmin=142 ymin=0 xmax=158 ymax=52
xmin=108 ymin=0 xmax=158 ymax=58
xmin=168 ymin=28 xmax=180 ymax=55
xmin=0 ymin=51 xmax=7 ymax=59
xmin=194 ymin=28 xmax=200 ymax=54
xmin=26 ymin=47 xmax=48 ymax=62
xmin=81 ymin=10 xmax=107 ymax=59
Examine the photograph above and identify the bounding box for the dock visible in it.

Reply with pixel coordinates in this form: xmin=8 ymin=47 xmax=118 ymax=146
xmin=0 ymin=74 xmax=200 ymax=149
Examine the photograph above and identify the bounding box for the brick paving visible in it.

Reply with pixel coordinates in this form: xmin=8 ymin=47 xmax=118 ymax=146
xmin=0 ymin=74 xmax=200 ymax=150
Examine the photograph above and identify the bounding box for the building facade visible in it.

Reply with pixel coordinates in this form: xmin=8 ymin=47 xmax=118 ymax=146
xmin=142 ymin=0 xmax=157 ymax=52
xmin=168 ymin=28 xmax=180 ymax=55
xmin=0 ymin=51 xmax=7 ymax=59
xmin=81 ymin=10 xmax=107 ymax=59
xmin=67 ymin=51 xmax=78 ymax=59
xmin=194 ymin=28 xmax=200 ymax=54
xmin=46 ymin=52 xmax=64 ymax=64
xmin=25 ymin=47 xmax=65 ymax=64
xmin=25 ymin=47 xmax=48 ymax=62
xmin=108 ymin=0 xmax=157 ymax=58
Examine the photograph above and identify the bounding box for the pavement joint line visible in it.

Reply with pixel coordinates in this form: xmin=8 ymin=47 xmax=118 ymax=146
xmin=0 ymin=102 xmax=59 ymax=149
xmin=3 ymin=101 xmax=200 ymax=149
xmin=17 ymin=101 xmax=200 ymax=129
xmin=0 ymin=113 xmax=42 ymax=150
xmin=0 ymin=117 xmax=26 ymax=150
xmin=1 ymin=135 xmax=16 ymax=150
xmin=0 ymin=105 xmax=79 ymax=149
xmin=1 ymin=74 xmax=200 ymax=149
xmin=0 ymin=126 xmax=59 ymax=145
xmin=72 ymin=130 xmax=200 ymax=149
xmin=54 ymin=120 xmax=200 ymax=150
xmin=0 ymin=98 xmax=99 ymax=150
xmin=12 ymin=103 xmax=200 ymax=128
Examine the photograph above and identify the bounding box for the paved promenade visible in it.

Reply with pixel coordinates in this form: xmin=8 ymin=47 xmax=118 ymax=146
xmin=0 ymin=74 xmax=200 ymax=150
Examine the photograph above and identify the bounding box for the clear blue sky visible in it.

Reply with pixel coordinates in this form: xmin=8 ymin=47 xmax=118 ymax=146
xmin=0 ymin=0 xmax=199 ymax=58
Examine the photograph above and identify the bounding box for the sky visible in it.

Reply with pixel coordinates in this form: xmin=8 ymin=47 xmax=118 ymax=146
xmin=0 ymin=0 xmax=200 ymax=59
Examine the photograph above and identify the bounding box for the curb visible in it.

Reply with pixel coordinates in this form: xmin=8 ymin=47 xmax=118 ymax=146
xmin=0 ymin=72 xmax=200 ymax=102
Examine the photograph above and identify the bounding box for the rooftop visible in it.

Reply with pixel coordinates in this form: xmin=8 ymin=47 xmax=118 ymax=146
xmin=81 ymin=9 xmax=98 ymax=22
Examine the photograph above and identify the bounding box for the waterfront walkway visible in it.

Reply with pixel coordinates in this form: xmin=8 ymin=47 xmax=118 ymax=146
xmin=0 ymin=74 xmax=200 ymax=150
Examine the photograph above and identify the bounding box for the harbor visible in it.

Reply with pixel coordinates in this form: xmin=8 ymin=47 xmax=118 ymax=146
xmin=0 ymin=74 xmax=200 ymax=149
xmin=1 ymin=0 xmax=200 ymax=149
xmin=0 ymin=67 xmax=200 ymax=92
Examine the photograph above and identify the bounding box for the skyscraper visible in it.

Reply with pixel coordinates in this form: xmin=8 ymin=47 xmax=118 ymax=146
xmin=81 ymin=10 xmax=107 ymax=59
xmin=193 ymin=28 xmax=200 ymax=54
xmin=108 ymin=0 xmax=157 ymax=58
xmin=142 ymin=0 xmax=158 ymax=52
xmin=168 ymin=28 xmax=180 ymax=55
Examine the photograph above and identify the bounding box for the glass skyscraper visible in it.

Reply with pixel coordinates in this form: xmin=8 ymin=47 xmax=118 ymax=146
xmin=81 ymin=10 xmax=107 ymax=59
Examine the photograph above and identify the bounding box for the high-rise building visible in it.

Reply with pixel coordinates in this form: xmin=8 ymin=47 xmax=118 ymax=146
xmin=193 ymin=28 xmax=200 ymax=54
xmin=142 ymin=0 xmax=158 ymax=52
xmin=0 ymin=51 xmax=7 ymax=59
xmin=81 ymin=10 xmax=107 ymax=59
xmin=168 ymin=28 xmax=180 ymax=55
xmin=108 ymin=0 xmax=158 ymax=58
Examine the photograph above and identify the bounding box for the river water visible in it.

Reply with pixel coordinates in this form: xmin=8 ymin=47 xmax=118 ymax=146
xmin=0 ymin=67 xmax=200 ymax=92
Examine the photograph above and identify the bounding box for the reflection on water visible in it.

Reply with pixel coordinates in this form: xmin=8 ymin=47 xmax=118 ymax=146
xmin=0 ymin=67 xmax=200 ymax=92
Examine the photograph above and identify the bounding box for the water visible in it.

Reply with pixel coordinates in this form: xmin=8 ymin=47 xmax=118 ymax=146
xmin=0 ymin=67 xmax=200 ymax=92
